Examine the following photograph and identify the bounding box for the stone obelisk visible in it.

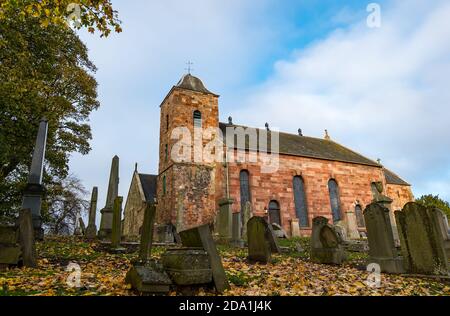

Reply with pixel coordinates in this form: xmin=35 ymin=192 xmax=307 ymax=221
xmin=98 ymin=156 xmax=119 ymax=239
xmin=21 ymin=119 xmax=48 ymax=241
xmin=85 ymin=187 xmax=98 ymax=239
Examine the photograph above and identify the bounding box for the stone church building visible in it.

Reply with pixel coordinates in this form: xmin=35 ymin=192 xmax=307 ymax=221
xmin=123 ymin=73 xmax=414 ymax=240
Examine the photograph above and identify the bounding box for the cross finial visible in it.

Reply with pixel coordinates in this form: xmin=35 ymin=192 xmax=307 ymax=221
xmin=185 ymin=61 xmax=194 ymax=74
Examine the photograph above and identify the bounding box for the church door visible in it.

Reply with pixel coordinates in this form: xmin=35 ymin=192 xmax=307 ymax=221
xmin=268 ymin=200 xmax=281 ymax=226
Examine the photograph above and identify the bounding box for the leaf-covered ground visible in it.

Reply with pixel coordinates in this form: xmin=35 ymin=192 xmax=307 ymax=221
xmin=0 ymin=236 xmax=449 ymax=296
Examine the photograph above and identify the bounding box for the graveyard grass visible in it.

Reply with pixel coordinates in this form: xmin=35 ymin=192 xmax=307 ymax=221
xmin=0 ymin=236 xmax=449 ymax=296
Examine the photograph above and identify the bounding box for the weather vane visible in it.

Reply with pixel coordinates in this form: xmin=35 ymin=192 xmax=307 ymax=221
xmin=185 ymin=61 xmax=194 ymax=74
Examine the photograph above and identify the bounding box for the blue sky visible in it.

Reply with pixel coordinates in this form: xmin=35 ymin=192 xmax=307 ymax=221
xmin=70 ymin=0 xmax=450 ymax=218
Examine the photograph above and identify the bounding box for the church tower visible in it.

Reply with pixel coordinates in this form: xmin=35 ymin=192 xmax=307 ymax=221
xmin=156 ymin=74 xmax=221 ymax=232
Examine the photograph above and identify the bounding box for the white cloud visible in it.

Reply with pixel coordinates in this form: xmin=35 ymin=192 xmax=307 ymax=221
xmin=233 ymin=0 xmax=450 ymax=200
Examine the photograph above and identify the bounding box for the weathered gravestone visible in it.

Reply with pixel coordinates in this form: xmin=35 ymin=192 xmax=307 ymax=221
xmin=271 ymin=223 xmax=288 ymax=239
xmin=99 ymin=156 xmax=119 ymax=239
xmin=21 ymin=119 xmax=48 ymax=240
xmin=85 ymin=187 xmax=98 ymax=239
xmin=290 ymin=219 xmax=301 ymax=238
xmin=364 ymin=203 xmax=404 ymax=274
xmin=217 ymin=198 xmax=234 ymax=242
xmin=125 ymin=203 xmax=172 ymax=295
xmin=162 ymin=224 xmax=229 ymax=293
xmin=156 ymin=224 xmax=180 ymax=244
xmin=310 ymin=216 xmax=347 ymax=264
xmin=0 ymin=209 xmax=37 ymax=269
xmin=395 ymin=202 xmax=450 ymax=276
xmin=241 ymin=201 xmax=253 ymax=242
xmin=247 ymin=216 xmax=281 ymax=264
xmin=110 ymin=197 xmax=125 ymax=252
xmin=79 ymin=218 xmax=86 ymax=235
xmin=231 ymin=212 xmax=244 ymax=247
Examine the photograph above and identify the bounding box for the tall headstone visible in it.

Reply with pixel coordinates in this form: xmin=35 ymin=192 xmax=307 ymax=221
xmin=99 ymin=156 xmax=119 ymax=239
xmin=290 ymin=219 xmax=301 ymax=238
xmin=241 ymin=201 xmax=253 ymax=241
xmin=110 ymin=196 xmax=124 ymax=251
xmin=395 ymin=202 xmax=449 ymax=276
xmin=18 ymin=209 xmax=37 ymax=267
xmin=247 ymin=216 xmax=273 ymax=264
xmin=178 ymin=224 xmax=230 ymax=293
xmin=125 ymin=203 xmax=172 ymax=295
xmin=85 ymin=187 xmax=98 ymax=239
xmin=345 ymin=210 xmax=360 ymax=239
xmin=364 ymin=203 xmax=404 ymax=273
xmin=231 ymin=212 xmax=243 ymax=247
xmin=217 ymin=198 xmax=233 ymax=241
xmin=310 ymin=216 xmax=347 ymax=264
xmin=21 ymin=119 xmax=48 ymax=240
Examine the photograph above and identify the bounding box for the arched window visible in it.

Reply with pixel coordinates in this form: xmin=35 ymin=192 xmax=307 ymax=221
xmin=239 ymin=170 xmax=251 ymax=215
xmin=268 ymin=201 xmax=281 ymax=226
xmin=328 ymin=179 xmax=342 ymax=222
xmin=193 ymin=110 xmax=202 ymax=128
xmin=293 ymin=176 xmax=309 ymax=227
xmin=355 ymin=204 xmax=365 ymax=228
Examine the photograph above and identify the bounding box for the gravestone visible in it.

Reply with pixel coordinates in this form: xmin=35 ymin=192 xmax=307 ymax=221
xmin=175 ymin=224 xmax=229 ymax=293
xmin=110 ymin=197 xmax=125 ymax=252
xmin=156 ymin=224 xmax=179 ymax=244
xmin=0 ymin=225 xmax=21 ymax=270
xmin=18 ymin=209 xmax=37 ymax=268
xmin=231 ymin=212 xmax=244 ymax=247
xmin=79 ymin=218 xmax=86 ymax=235
xmin=345 ymin=210 xmax=360 ymax=239
xmin=85 ymin=187 xmax=98 ymax=239
xmin=99 ymin=156 xmax=119 ymax=239
xmin=125 ymin=203 xmax=172 ymax=295
xmin=241 ymin=201 xmax=253 ymax=241
xmin=247 ymin=216 xmax=280 ymax=264
xmin=364 ymin=203 xmax=404 ymax=273
xmin=395 ymin=202 xmax=449 ymax=276
xmin=290 ymin=219 xmax=301 ymax=238
xmin=21 ymin=119 xmax=48 ymax=240
xmin=271 ymin=223 xmax=287 ymax=238
xmin=310 ymin=216 xmax=347 ymax=264
xmin=217 ymin=198 xmax=233 ymax=241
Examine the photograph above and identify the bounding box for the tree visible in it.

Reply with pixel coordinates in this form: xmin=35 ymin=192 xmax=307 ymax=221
xmin=43 ymin=174 xmax=89 ymax=235
xmin=0 ymin=0 xmax=121 ymax=37
xmin=416 ymin=194 xmax=450 ymax=220
xmin=0 ymin=14 xmax=99 ymax=218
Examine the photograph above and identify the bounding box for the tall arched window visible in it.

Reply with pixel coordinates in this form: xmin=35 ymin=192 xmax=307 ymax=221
xmin=355 ymin=204 xmax=365 ymax=228
xmin=268 ymin=200 xmax=281 ymax=226
xmin=239 ymin=170 xmax=251 ymax=215
xmin=193 ymin=110 xmax=202 ymax=128
xmin=293 ymin=176 xmax=309 ymax=227
xmin=328 ymin=179 xmax=342 ymax=222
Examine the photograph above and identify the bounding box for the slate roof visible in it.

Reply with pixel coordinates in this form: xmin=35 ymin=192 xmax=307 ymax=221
xmin=176 ymin=74 xmax=216 ymax=95
xmin=219 ymin=122 xmax=381 ymax=167
xmin=383 ymin=168 xmax=410 ymax=186
xmin=138 ymin=173 xmax=157 ymax=202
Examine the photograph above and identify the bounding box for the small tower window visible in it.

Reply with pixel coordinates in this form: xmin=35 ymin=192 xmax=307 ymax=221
xmin=162 ymin=175 xmax=167 ymax=196
xmin=166 ymin=114 xmax=169 ymax=131
xmin=193 ymin=110 xmax=202 ymax=128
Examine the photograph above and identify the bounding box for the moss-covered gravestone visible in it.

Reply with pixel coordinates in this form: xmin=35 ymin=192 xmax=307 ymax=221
xmin=395 ymin=202 xmax=449 ymax=276
xmin=0 ymin=225 xmax=21 ymax=270
xmin=310 ymin=216 xmax=346 ymax=264
xmin=247 ymin=216 xmax=280 ymax=264
xmin=125 ymin=203 xmax=172 ymax=295
xmin=110 ymin=197 xmax=125 ymax=253
xmin=173 ymin=224 xmax=229 ymax=293
xmin=364 ymin=203 xmax=404 ymax=273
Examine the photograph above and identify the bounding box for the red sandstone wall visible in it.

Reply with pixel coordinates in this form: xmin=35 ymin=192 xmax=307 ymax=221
xmin=386 ymin=183 xmax=414 ymax=212
xmin=225 ymin=149 xmax=385 ymax=236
